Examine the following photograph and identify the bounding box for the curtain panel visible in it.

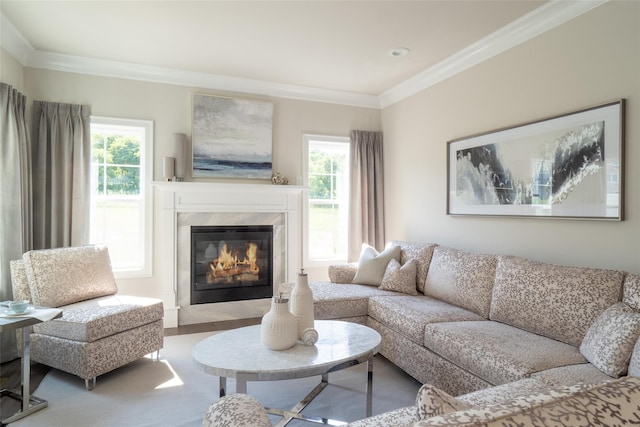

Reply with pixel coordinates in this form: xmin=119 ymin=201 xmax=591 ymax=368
xmin=32 ymin=101 xmax=91 ymax=249
xmin=0 ymin=83 xmax=31 ymax=362
xmin=348 ymin=130 xmax=385 ymax=262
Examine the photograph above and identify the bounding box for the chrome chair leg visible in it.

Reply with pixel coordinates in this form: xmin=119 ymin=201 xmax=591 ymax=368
xmin=85 ymin=377 xmax=96 ymax=391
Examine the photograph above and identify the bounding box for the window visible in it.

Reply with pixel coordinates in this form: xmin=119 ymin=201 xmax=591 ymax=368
xmin=90 ymin=117 xmax=153 ymax=278
xmin=303 ymin=135 xmax=350 ymax=266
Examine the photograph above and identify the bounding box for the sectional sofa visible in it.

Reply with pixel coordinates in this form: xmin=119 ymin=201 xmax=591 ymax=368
xmin=210 ymin=241 xmax=640 ymax=426
xmin=281 ymin=241 xmax=640 ymax=397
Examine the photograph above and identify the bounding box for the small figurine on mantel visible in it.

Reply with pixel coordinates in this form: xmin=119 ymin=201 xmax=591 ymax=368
xmin=271 ymin=172 xmax=289 ymax=185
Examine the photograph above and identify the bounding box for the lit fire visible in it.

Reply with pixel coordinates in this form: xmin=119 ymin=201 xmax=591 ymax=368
xmin=207 ymin=243 xmax=259 ymax=281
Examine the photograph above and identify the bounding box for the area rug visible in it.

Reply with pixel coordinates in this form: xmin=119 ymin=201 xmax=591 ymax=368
xmin=11 ymin=332 xmax=421 ymax=426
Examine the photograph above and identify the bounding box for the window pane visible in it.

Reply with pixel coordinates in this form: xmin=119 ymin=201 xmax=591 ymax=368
xmin=105 ymin=166 xmax=140 ymax=195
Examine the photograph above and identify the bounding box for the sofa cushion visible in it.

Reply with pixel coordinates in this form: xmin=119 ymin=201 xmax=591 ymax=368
xmin=328 ymin=263 xmax=358 ymax=284
xmin=457 ymin=378 xmax=549 ymax=407
xmin=380 ymin=259 xmax=418 ymax=295
xmin=33 ymin=295 xmax=164 ymax=342
xmin=352 ymin=244 xmax=401 ymax=286
xmin=490 ymin=255 xmax=624 ymax=346
xmin=414 ymin=377 xmax=640 ymax=427
xmin=9 ymin=260 xmax=31 ymax=303
xmin=346 ymin=406 xmax=417 ymax=427
xmin=416 ymin=384 xmax=471 ymax=419
xmin=423 ymin=321 xmax=586 ymax=385
xmin=624 ymin=273 xmax=640 ymax=310
xmin=390 ymin=241 xmax=438 ymax=293
xmin=531 ymin=363 xmax=614 ymax=387
xmin=580 ymin=302 xmax=640 ymax=377
xmin=23 ymin=245 xmax=118 ymax=308
xmin=424 ymin=247 xmax=497 ymax=319
xmin=369 ymin=295 xmax=484 ymax=345
xmin=278 ymin=281 xmax=400 ymax=320
xmin=629 ymin=338 xmax=640 ymax=377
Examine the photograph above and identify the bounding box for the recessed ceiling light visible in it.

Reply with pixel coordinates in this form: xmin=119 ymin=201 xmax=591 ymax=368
xmin=389 ymin=47 xmax=410 ymax=57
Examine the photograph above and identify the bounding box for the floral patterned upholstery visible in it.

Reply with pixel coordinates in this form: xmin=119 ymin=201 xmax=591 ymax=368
xmin=416 ymin=384 xmax=471 ymax=419
xmin=423 ymin=321 xmax=586 ymax=385
xmin=328 ymin=263 xmax=358 ymax=284
xmin=203 ymin=393 xmax=272 ymax=427
xmin=346 ymin=406 xmax=417 ymax=427
xmin=33 ymin=295 xmax=164 ymax=342
xmin=10 ymin=245 xmax=164 ymax=389
xmin=390 ymin=241 xmax=438 ymax=293
xmin=22 ymin=245 xmax=118 ymax=308
xmin=424 ymin=247 xmax=497 ymax=318
xmin=580 ymin=302 xmax=640 ymax=377
xmin=531 ymin=363 xmax=613 ymax=387
xmin=456 ymin=378 xmax=550 ymax=407
xmin=624 ymin=273 xmax=640 ymax=310
xmin=629 ymin=338 xmax=640 ymax=377
xmin=368 ymin=295 xmax=484 ymax=345
xmin=380 ymin=259 xmax=418 ymax=295
xmin=490 ymin=255 xmax=624 ymax=347
xmin=415 ymin=377 xmax=640 ymax=427
xmin=279 ymin=281 xmax=400 ymax=320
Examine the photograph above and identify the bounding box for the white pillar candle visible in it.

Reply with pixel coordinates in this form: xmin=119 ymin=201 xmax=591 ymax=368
xmin=163 ymin=156 xmax=175 ymax=181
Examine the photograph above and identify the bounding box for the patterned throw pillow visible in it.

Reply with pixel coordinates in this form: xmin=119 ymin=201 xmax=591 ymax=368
xmin=352 ymin=243 xmax=401 ymax=286
xmin=629 ymin=338 xmax=640 ymax=377
xmin=580 ymin=302 xmax=640 ymax=377
xmin=379 ymin=258 xmax=418 ymax=295
xmin=416 ymin=384 xmax=471 ymax=419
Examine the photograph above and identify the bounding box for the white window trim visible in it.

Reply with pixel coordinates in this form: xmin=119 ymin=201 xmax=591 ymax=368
xmin=302 ymin=134 xmax=350 ymax=268
xmin=90 ymin=116 xmax=154 ymax=279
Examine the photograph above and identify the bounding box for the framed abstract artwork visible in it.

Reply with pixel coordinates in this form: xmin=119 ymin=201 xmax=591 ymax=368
xmin=192 ymin=94 xmax=273 ymax=179
xmin=447 ymin=100 xmax=625 ymax=220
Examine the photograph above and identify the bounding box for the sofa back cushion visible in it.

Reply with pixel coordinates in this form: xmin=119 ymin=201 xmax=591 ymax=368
xmin=10 ymin=260 xmax=32 ymax=302
xmin=629 ymin=338 xmax=640 ymax=377
xmin=623 ymin=273 xmax=640 ymax=310
xmin=424 ymin=247 xmax=497 ymax=318
xmin=23 ymin=245 xmax=118 ymax=308
xmin=390 ymin=241 xmax=437 ymax=293
xmin=490 ymin=256 xmax=624 ymax=347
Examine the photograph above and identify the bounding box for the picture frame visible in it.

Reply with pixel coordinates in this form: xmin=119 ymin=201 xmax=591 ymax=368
xmin=192 ymin=94 xmax=273 ymax=179
xmin=447 ymin=100 xmax=625 ymax=220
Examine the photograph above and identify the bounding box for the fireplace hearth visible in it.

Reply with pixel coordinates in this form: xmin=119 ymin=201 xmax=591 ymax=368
xmin=191 ymin=225 xmax=273 ymax=304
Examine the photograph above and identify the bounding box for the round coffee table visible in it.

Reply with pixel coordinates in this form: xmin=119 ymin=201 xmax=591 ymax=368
xmin=193 ymin=320 xmax=381 ymax=426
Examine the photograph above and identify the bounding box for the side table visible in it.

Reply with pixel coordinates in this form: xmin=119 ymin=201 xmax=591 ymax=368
xmin=0 ymin=304 xmax=62 ymax=424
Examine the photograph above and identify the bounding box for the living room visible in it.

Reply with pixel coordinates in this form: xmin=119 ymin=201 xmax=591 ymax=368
xmin=1 ymin=1 xmax=639 ymax=425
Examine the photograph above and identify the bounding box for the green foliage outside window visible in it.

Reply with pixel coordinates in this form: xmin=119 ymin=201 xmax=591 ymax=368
xmin=92 ymin=134 xmax=141 ymax=195
xmin=308 ymin=147 xmax=346 ymax=200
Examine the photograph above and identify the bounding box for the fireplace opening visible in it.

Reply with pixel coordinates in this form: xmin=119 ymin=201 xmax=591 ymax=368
xmin=191 ymin=225 xmax=273 ymax=304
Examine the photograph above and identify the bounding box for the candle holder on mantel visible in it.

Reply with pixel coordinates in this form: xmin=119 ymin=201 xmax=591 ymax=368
xmin=290 ymin=268 xmax=318 ymax=345
xmin=260 ymin=293 xmax=297 ymax=351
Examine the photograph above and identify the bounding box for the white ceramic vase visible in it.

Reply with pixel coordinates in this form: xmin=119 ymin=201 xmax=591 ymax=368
xmin=260 ymin=295 xmax=297 ymax=350
xmin=289 ymin=269 xmax=315 ymax=338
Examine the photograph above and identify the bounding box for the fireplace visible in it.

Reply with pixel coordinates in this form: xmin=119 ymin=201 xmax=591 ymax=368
xmin=191 ymin=225 xmax=273 ymax=304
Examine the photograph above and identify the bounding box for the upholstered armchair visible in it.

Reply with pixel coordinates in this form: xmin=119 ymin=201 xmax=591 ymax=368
xmin=10 ymin=245 xmax=164 ymax=390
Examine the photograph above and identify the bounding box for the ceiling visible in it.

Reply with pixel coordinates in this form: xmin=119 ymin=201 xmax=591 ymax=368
xmin=0 ymin=1 xmax=606 ymax=107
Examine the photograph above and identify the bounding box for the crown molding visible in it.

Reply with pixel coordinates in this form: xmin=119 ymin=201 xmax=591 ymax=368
xmin=379 ymin=0 xmax=609 ymax=108
xmin=2 ymin=1 xmax=607 ymax=109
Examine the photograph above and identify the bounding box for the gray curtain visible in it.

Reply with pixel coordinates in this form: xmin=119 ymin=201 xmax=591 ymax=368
xmin=32 ymin=101 xmax=91 ymax=249
xmin=0 ymin=83 xmax=31 ymax=362
xmin=348 ymin=130 xmax=385 ymax=262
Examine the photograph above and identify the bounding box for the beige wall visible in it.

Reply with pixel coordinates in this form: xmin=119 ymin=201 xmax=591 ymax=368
xmin=1 ymin=47 xmax=24 ymax=90
xmin=22 ymin=68 xmax=381 ymax=293
xmin=382 ymin=1 xmax=640 ymax=273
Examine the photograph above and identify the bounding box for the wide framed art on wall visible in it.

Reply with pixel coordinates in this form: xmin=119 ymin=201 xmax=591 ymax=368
xmin=447 ymin=99 xmax=625 ymax=220
xmin=192 ymin=94 xmax=273 ymax=179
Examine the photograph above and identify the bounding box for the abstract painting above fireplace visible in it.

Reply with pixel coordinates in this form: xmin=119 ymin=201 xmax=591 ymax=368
xmin=191 ymin=225 xmax=273 ymax=304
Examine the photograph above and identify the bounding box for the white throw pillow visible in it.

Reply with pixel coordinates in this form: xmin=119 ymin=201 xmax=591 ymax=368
xmin=352 ymin=243 xmax=401 ymax=286
xmin=380 ymin=258 xmax=418 ymax=295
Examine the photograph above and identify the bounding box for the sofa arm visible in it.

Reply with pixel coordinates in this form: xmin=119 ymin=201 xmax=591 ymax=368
xmin=203 ymin=394 xmax=272 ymax=427
xmin=328 ymin=263 xmax=358 ymax=283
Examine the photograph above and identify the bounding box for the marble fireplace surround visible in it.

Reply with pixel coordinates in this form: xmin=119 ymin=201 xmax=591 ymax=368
xmin=157 ymin=182 xmax=303 ymax=327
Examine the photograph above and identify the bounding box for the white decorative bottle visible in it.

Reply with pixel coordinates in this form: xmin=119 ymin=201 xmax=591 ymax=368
xmin=289 ymin=268 xmax=315 ymax=340
xmin=260 ymin=294 xmax=297 ymax=351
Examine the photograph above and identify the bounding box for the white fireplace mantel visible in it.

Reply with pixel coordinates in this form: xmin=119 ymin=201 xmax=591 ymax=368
xmin=155 ymin=181 xmax=304 ymax=327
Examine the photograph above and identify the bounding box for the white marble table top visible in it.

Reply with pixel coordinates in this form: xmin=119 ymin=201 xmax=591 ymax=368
xmin=192 ymin=320 xmax=381 ymax=381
